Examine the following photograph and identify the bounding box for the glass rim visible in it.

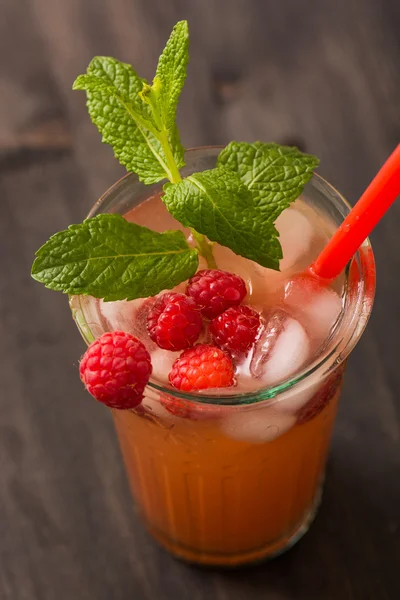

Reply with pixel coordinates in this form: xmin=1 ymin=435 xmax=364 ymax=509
xmin=78 ymin=146 xmax=376 ymax=406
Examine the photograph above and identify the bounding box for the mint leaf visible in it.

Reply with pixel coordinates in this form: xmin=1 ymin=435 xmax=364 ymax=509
xmin=136 ymin=21 xmax=189 ymax=183
xmin=31 ymin=214 xmax=198 ymax=301
xmin=218 ymin=142 xmax=319 ymax=222
xmin=154 ymin=20 xmax=189 ymax=130
xmin=73 ymin=57 xmax=184 ymax=184
xmin=163 ymin=168 xmax=282 ymax=270
xmin=73 ymin=73 xmax=158 ymax=134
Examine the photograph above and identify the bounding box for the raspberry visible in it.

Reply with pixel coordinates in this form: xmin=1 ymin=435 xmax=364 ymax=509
xmin=297 ymin=366 xmax=345 ymax=424
xmin=186 ymin=269 xmax=247 ymax=319
xmin=79 ymin=331 xmax=152 ymax=409
xmin=210 ymin=305 xmax=260 ymax=354
xmin=147 ymin=292 xmax=202 ymax=351
xmin=169 ymin=344 xmax=234 ymax=391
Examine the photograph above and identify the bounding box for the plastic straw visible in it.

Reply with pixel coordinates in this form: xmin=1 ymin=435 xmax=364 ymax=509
xmin=311 ymin=145 xmax=400 ymax=280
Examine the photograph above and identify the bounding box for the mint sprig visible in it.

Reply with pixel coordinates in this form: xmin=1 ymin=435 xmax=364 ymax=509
xmin=148 ymin=20 xmax=189 ymax=133
xmin=73 ymin=57 xmax=178 ymax=184
xmin=32 ymin=215 xmax=198 ymax=301
xmin=163 ymin=168 xmax=282 ymax=270
xmin=73 ymin=20 xmax=189 ymax=185
xmin=32 ymin=20 xmax=321 ymax=302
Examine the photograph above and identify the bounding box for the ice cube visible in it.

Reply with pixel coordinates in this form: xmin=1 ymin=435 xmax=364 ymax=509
xmin=284 ymin=275 xmax=342 ymax=341
xmin=221 ymin=406 xmax=295 ymax=443
xmin=99 ymin=297 xmax=144 ymax=333
xmin=250 ymin=309 xmax=310 ymax=385
xmin=150 ymin=348 xmax=180 ymax=384
xmin=99 ymin=297 xmax=156 ymax=351
xmin=98 ymin=298 xmax=131 ymax=331
xmin=272 ymin=377 xmax=322 ymax=414
xmin=235 ymin=342 xmax=321 ymax=409
xmin=276 ymin=208 xmax=314 ymax=271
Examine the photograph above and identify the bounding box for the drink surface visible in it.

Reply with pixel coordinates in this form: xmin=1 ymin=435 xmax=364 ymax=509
xmin=79 ymin=192 xmax=343 ymax=395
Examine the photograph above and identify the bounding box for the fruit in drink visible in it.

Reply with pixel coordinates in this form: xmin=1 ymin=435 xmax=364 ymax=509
xmin=79 ymin=331 xmax=152 ymax=409
xmin=210 ymin=305 xmax=261 ymax=354
xmin=147 ymin=292 xmax=202 ymax=351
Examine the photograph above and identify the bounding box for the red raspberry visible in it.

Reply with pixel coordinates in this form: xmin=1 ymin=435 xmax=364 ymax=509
xmin=169 ymin=344 xmax=234 ymax=391
xmin=79 ymin=331 xmax=152 ymax=409
xmin=297 ymin=366 xmax=345 ymax=424
xmin=147 ymin=292 xmax=202 ymax=351
xmin=186 ymin=269 xmax=247 ymax=319
xmin=210 ymin=305 xmax=260 ymax=354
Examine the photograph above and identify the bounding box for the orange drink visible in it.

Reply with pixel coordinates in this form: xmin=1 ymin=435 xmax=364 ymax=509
xmin=113 ymin=376 xmax=343 ymax=565
xmin=71 ymin=148 xmax=375 ymax=566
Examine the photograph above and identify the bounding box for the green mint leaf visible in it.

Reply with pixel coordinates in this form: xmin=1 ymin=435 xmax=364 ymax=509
xmin=73 ymin=73 xmax=158 ymax=134
xmin=218 ymin=142 xmax=319 ymax=222
xmin=163 ymin=168 xmax=282 ymax=270
xmin=154 ymin=20 xmax=189 ymax=130
xmin=73 ymin=57 xmax=184 ymax=184
xmin=31 ymin=214 xmax=198 ymax=301
xmin=136 ymin=21 xmax=189 ymax=178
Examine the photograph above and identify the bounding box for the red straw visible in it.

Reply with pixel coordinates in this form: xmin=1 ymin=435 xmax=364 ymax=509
xmin=311 ymin=144 xmax=400 ymax=280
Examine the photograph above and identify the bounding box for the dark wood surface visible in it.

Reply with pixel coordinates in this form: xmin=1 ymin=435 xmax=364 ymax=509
xmin=1 ymin=1 xmax=399 ymax=598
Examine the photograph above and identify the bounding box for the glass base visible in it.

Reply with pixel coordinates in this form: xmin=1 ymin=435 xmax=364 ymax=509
xmin=148 ymin=488 xmax=322 ymax=568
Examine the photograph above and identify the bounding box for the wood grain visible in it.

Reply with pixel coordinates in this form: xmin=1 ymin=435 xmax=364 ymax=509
xmin=0 ymin=0 xmax=399 ymax=598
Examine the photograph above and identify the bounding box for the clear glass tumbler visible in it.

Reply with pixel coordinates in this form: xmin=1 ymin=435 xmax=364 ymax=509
xmin=70 ymin=147 xmax=375 ymax=567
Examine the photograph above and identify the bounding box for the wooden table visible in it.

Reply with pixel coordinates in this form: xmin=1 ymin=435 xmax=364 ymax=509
xmin=1 ymin=1 xmax=399 ymax=598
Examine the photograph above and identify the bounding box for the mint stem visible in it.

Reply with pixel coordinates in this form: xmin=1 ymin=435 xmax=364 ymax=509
xmin=159 ymin=129 xmax=182 ymax=184
xmin=158 ymin=129 xmax=217 ymax=269
xmin=142 ymin=84 xmax=217 ymax=269
xmin=191 ymin=230 xmax=217 ymax=269
xmin=140 ymin=80 xmax=217 ymax=269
